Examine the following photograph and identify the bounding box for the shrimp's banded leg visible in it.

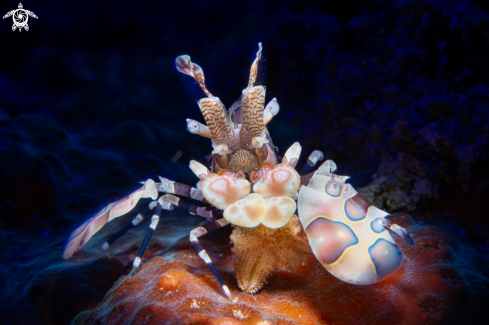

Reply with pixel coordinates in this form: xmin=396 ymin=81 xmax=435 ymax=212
xmin=132 ymin=199 xmax=165 ymax=269
xmin=299 ymin=150 xmax=325 ymax=187
xmin=300 ymin=150 xmax=324 ymax=175
xmin=101 ymin=211 xmax=146 ymax=250
xmin=159 ymin=193 xmax=222 ymax=222
xmin=300 ymin=158 xmax=336 ymax=187
xmin=190 ymin=218 xmax=232 ymax=299
xmin=158 ymin=176 xmax=206 ymax=202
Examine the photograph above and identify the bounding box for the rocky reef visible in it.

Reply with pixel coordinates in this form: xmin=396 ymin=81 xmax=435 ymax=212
xmin=71 ymin=214 xmax=487 ymax=325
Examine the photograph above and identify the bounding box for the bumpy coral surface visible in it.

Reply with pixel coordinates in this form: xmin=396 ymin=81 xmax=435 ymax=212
xmin=73 ymin=214 xmax=487 ymax=325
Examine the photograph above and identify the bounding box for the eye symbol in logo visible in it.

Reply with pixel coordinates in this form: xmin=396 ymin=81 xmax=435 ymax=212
xmin=2 ymin=3 xmax=38 ymax=32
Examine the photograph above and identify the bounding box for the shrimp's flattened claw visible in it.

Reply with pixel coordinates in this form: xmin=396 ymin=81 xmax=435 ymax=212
xmin=262 ymin=196 xmax=296 ymax=229
xmin=253 ymin=163 xmax=300 ymax=198
xmin=223 ymin=193 xmax=266 ymax=227
xmin=201 ymin=172 xmax=251 ymax=210
xmin=298 ymin=172 xmax=406 ymax=284
xmin=62 ymin=179 xmax=158 ymax=259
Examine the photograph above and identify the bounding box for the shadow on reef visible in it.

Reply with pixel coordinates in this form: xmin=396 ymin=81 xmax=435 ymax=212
xmin=70 ymin=214 xmax=488 ymax=325
xmin=0 ymin=210 xmax=205 ymax=325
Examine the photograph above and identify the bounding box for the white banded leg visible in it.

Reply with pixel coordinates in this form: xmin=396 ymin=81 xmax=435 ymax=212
xmin=299 ymin=150 xmax=324 ymax=175
xmin=299 ymin=150 xmax=325 ymax=187
xmin=190 ymin=218 xmax=232 ymax=299
xmin=158 ymin=176 xmax=207 ymax=202
xmin=132 ymin=198 xmax=168 ymax=270
xmin=159 ymin=193 xmax=222 ymax=222
xmin=101 ymin=212 xmax=145 ymax=250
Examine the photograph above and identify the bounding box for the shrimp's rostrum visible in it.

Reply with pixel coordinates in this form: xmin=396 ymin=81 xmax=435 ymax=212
xmin=63 ymin=43 xmax=414 ymax=297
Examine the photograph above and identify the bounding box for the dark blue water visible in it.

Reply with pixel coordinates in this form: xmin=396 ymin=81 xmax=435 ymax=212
xmin=1 ymin=1 xmax=488 ymax=324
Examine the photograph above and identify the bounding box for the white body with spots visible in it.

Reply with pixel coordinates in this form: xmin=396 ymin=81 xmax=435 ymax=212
xmin=298 ymin=170 xmax=403 ymax=284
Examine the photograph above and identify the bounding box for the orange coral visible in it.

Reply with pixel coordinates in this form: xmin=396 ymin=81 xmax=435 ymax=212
xmin=73 ymin=214 xmax=488 ymax=325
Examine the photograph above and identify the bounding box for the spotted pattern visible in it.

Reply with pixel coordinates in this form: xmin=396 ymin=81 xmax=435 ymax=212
xmin=305 ymin=217 xmax=358 ymax=264
xmin=370 ymin=218 xmax=385 ymax=233
xmin=368 ymin=238 xmax=402 ymax=279
xmin=344 ymin=195 xmax=370 ymax=221
xmin=298 ymin=172 xmax=405 ymax=284
xmin=325 ymin=179 xmax=341 ymax=197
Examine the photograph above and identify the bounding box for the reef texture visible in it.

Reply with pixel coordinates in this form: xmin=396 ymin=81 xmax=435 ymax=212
xmin=73 ymin=214 xmax=488 ymax=325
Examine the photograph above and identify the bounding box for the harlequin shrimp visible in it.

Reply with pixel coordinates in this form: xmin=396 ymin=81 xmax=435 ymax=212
xmin=63 ymin=43 xmax=414 ymax=297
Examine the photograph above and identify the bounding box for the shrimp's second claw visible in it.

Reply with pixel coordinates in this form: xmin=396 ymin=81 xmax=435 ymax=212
xmin=62 ymin=179 xmax=158 ymax=259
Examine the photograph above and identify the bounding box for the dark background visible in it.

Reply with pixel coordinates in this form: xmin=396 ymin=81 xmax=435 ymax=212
xmin=1 ymin=0 xmax=488 ymax=324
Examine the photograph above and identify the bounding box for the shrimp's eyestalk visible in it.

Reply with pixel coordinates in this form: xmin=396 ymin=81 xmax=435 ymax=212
xmin=186 ymin=118 xmax=210 ymax=138
xmin=263 ymin=98 xmax=280 ymax=126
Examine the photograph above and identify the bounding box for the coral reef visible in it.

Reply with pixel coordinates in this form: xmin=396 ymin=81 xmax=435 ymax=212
xmin=73 ymin=214 xmax=488 ymax=325
xmin=358 ymin=152 xmax=438 ymax=212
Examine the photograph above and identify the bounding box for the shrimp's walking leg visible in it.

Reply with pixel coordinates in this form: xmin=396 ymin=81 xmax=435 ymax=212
xmin=101 ymin=208 xmax=149 ymax=250
xmin=300 ymin=150 xmax=324 ymax=175
xmin=132 ymin=200 xmax=164 ymax=269
xmin=158 ymin=176 xmax=207 ymax=202
xmin=159 ymin=193 xmax=222 ymax=222
xmin=299 ymin=150 xmax=324 ymax=187
xmin=190 ymin=219 xmax=232 ymax=298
